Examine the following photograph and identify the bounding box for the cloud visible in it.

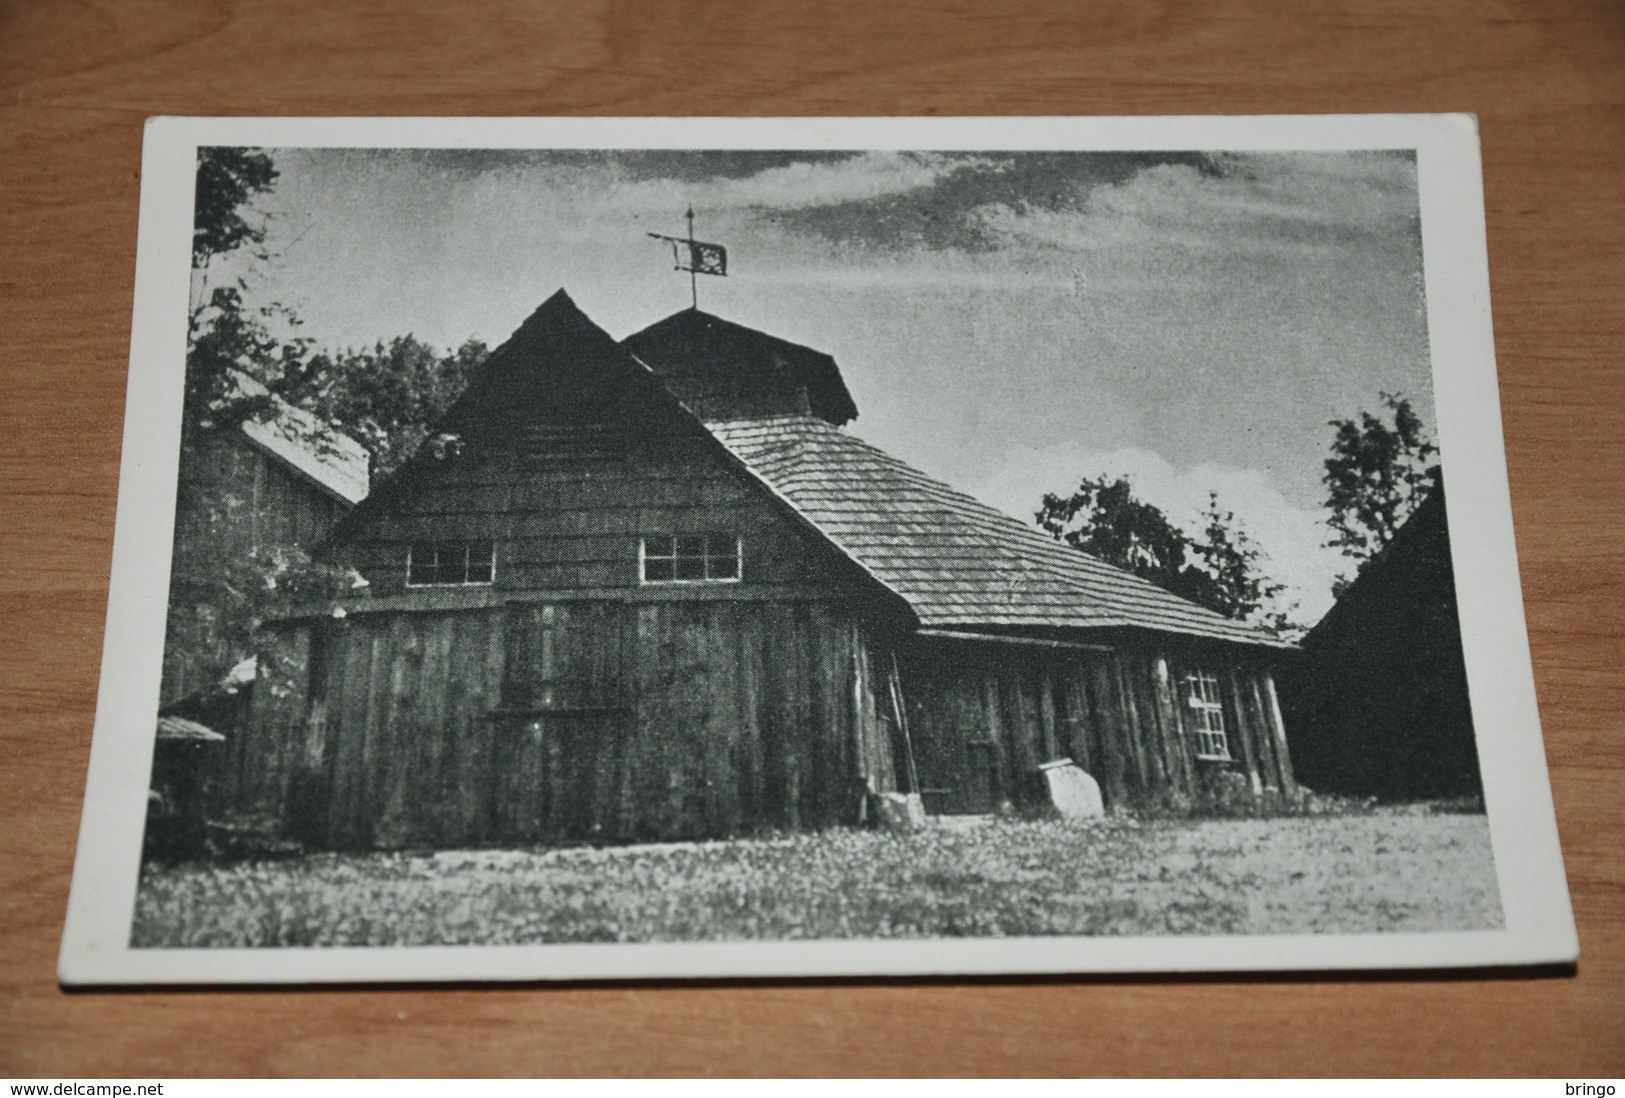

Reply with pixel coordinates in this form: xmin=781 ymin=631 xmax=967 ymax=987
xmin=450 ymin=150 xmax=993 ymax=228
xmin=972 ymin=150 xmax=1420 ymax=260
xmin=964 ymin=443 xmax=1345 ymax=624
xmin=717 ymin=151 xmax=994 ymax=211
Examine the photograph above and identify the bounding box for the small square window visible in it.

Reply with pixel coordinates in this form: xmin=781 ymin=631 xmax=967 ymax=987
xmin=640 ymin=533 xmax=742 ymax=585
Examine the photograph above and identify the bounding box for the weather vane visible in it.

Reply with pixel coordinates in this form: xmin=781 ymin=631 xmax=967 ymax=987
xmin=647 ymin=207 xmax=727 ymax=310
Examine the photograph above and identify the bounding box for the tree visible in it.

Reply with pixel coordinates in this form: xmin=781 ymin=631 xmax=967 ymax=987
xmin=278 ymin=335 xmax=488 ymax=478
xmin=1037 ymin=476 xmax=1297 ymax=634
xmin=184 ymin=149 xmax=294 ymax=423
xmin=1038 ymin=477 xmax=1203 ymax=599
xmin=193 ymin=146 xmax=278 ymax=266
xmin=1323 ymin=392 xmax=1438 ymax=595
xmin=1190 ymin=492 xmax=1295 ymax=634
xmin=165 ymin=149 xmax=353 ymax=701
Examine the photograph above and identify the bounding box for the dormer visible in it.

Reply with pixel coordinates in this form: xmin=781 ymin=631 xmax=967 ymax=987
xmin=621 ymin=309 xmax=859 ymax=426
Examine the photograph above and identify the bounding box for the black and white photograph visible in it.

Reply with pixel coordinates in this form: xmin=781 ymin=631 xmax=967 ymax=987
xmin=60 ymin=115 xmax=1574 ymax=984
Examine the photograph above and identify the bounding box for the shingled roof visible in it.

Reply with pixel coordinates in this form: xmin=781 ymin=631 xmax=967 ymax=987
xmin=623 ymin=308 xmax=859 ymax=426
xmin=706 ymin=414 xmax=1288 ymax=647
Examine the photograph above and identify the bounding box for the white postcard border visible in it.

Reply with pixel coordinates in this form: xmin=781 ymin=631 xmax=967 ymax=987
xmin=60 ymin=113 xmax=1577 ymax=985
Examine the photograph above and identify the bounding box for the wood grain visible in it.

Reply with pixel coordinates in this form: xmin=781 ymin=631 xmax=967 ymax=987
xmin=2 ymin=0 xmax=1621 ymax=1077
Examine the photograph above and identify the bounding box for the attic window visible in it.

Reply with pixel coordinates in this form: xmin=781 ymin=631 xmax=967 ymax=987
xmin=1183 ymin=670 xmax=1231 ymax=761
xmin=640 ymin=534 xmax=741 ymax=584
xmin=407 ymin=540 xmax=495 ymax=587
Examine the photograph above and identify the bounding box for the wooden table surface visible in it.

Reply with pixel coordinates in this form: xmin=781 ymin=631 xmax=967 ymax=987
xmin=3 ymin=0 xmax=1622 ymax=1078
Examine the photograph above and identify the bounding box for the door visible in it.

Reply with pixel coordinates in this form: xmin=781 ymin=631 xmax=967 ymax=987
xmin=493 ymin=603 xmax=631 ymax=842
xmin=904 ymin=664 xmax=1004 ymax=816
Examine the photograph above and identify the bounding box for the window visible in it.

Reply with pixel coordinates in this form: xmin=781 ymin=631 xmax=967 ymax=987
xmin=406 ymin=539 xmax=495 ymax=586
xmin=640 ymin=533 xmax=741 ymax=584
xmin=1183 ymin=670 xmax=1230 ymax=760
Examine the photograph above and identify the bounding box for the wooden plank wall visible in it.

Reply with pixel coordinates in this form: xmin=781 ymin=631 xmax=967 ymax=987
xmin=899 ymin=638 xmax=1296 ymax=814
xmin=162 ymin=432 xmax=349 ymax=704
xmin=344 ymin=407 xmax=856 ymax=598
xmin=232 ymin=599 xmax=897 ymax=849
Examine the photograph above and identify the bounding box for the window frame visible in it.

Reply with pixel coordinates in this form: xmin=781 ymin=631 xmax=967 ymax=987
xmin=404 ymin=539 xmax=497 ymax=588
xmin=1183 ymin=668 xmax=1232 ymax=762
xmin=638 ymin=533 xmax=744 ymax=586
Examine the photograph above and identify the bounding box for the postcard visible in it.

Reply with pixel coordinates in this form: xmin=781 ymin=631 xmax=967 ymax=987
xmin=59 ymin=114 xmax=1576 ymax=984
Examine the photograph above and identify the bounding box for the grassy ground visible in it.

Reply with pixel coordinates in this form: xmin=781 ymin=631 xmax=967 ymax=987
xmin=130 ymin=813 xmax=1503 ymax=948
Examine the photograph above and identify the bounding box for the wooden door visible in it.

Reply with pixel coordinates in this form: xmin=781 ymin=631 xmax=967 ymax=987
xmin=905 ymin=667 xmax=1003 ymax=816
xmin=493 ymin=603 xmax=631 ymax=843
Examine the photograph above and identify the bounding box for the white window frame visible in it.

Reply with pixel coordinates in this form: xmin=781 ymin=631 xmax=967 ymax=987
xmin=638 ymin=533 xmax=743 ymax=586
xmin=405 ymin=539 xmax=497 ymax=588
xmin=1183 ymin=669 xmax=1231 ymax=761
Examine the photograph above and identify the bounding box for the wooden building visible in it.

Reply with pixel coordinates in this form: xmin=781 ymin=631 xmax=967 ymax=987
xmin=1280 ymin=482 xmax=1482 ymax=800
xmin=234 ymin=290 xmax=1296 ymax=850
xmin=163 ymin=372 xmax=371 ymax=704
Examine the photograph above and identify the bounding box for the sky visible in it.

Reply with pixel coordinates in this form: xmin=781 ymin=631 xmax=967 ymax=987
xmin=219 ymin=146 xmax=1436 ymax=623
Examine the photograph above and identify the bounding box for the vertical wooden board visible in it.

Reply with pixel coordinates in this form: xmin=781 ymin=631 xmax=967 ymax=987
xmin=1008 ymin=668 xmax=1044 ymax=805
xmin=232 ymin=625 xmax=289 ymax=815
xmin=324 ymin=622 xmax=369 ymax=847
xmin=1081 ymin=658 xmax=1108 ymax=779
xmin=473 ymin=606 xmax=509 ymax=842
xmin=1059 ymin=661 xmax=1094 ymax=774
xmin=699 ymin=605 xmax=734 ymax=836
xmin=1166 ymin=654 xmax=1197 ymax=794
xmin=367 ymin=615 xmax=406 ymax=847
xmin=1110 ymin=654 xmax=1149 ymax=796
xmin=1225 ymin=668 xmax=1264 ymax=796
xmin=435 ymin=613 xmax=477 ymax=844
xmin=379 ymin=614 xmax=424 ymax=845
xmin=1137 ymin=656 xmax=1171 ymax=792
xmin=297 ymin=623 xmax=345 ymax=846
xmin=1264 ymin=670 xmax=1298 ymax=797
xmin=730 ymin=605 xmax=758 ymax=831
xmin=770 ymin=603 xmax=804 ymax=831
xmin=539 ymin=713 xmax=563 ymax=841
xmin=732 ymin=605 xmax=766 ymax=828
xmin=341 ymin=620 xmax=381 ymax=844
xmin=1243 ymin=670 xmax=1280 ymax=793
xmin=776 ymin=604 xmax=810 ymax=825
xmin=751 ymin=603 xmax=783 ymax=828
xmin=1151 ymin=653 xmax=1190 ymax=796
xmin=791 ymin=603 xmax=825 ymax=827
xmin=263 ymin=626 xmax=311 ymax=818
xmin=908 ymin=652 xmax=970 ymax=810
xmin=668 ymin=602 xmax=706 ymax=838
xmin=803 ymin=604 xmax=836 ymax=825
xmin=626 ymin=602 xmax=661 ymax=839
xmin=980 ymin=672 xmax=1010 ymax=808
xmin=438 ymin=612 xmax=473 ymax=846
xmin=432 ymin=611 xmax=470 ymax=847
xmin=1037 ymin=670 xmax=1060 ymax=764
xmin=313 ymin=623 xmax=351 ymax=848
xmin=1238 ymin=667 xmax=1271 ymax=794
xmin=1092 ymin=654 xmax=1131 ymax=806
xmin=1132 ymin=655 xmax=1173 ymax=792
xmin=657 ymin=601 xmax=692 ymax=839
xmin=351 ymin=618 xmax=391 ymax=848
xmin=865 ymin=631 xmax=901 ymax=796
xmin=826 ymin=606 xmax=861 ymax=825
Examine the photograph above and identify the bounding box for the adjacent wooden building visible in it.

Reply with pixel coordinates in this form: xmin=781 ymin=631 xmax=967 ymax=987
xmin=233 ymin=290 xmax=1297 ymax=850
xmin=1280 ymin=482 xmax=1482 ymax=800
xmin=162 ymin=371 xmax=371 ymax=704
